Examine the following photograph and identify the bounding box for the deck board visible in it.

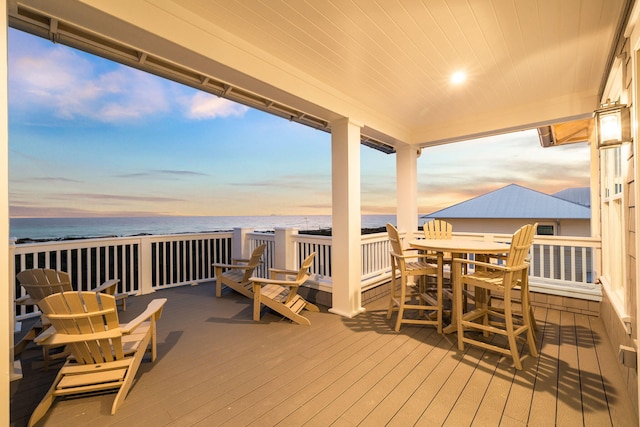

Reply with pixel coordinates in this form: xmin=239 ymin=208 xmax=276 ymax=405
xmin=498 ymin=306 xmax=548 ymax=425
xmin=10 ymin=283 xmax=638 ymax=427
xmin=556 ymin=310 xmax=584 ymax=426
xmin=589 ymin=315 xmax=638 ymax=427
xmin=442 ymin=335 xmax=506 ymax=426
xmin=528 ymin=307 xmax=561 ymax=426
xmin=575 ymin=312 xmax=613 ymax=426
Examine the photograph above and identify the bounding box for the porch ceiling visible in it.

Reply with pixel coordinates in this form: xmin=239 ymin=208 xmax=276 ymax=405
xmin=8 ymin=0 xmax=632 ymax=149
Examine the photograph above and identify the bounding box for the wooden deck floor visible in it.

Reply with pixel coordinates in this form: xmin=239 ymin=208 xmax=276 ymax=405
xmin=11 ymin=283 xmax=639 ymax=427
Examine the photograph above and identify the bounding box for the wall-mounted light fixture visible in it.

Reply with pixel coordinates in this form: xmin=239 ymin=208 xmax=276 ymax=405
xmin=594 ymin=100 xmax=631 ymax=148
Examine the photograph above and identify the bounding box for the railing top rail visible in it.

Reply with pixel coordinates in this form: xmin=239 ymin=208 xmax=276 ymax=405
xmin=12 ymin=231 xmax=234 ymax=251
xmin=292 ymin=234 xmax=332 ymax=243
xmin=246 ymin=232 xmax=275 ymax=240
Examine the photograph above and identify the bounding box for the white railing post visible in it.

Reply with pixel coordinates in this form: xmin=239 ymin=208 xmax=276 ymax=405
xmin=9 ymin=238 xmax=20 ymax=380
xmin=233 ymin=228 xmax=253 ymax=259
xmin=139 ymin=236 xmax=154 ymax=295
xmin=275 ymin=228 xmax=297 ymax=270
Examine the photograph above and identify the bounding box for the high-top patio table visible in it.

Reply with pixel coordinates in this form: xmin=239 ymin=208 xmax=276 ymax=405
xmin=409 ymin=238 xmax=511 ymax=334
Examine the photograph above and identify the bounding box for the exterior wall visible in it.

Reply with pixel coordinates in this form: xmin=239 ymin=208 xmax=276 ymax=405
xmin=598 ymin=27 xmax=638 ymax=416
xmin=601 ymin=289 xmax=638 ymax=415
xmin=627 ymin=37 xmax=639 ymax=416
xmin=430 ymin=218 xmax=590 ymax=237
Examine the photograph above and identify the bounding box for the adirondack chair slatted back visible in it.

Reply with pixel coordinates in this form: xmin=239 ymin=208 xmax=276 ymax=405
xmin=281 ymin=252 xmax=316 ymax=304
xmin=423 ymin=220 xmax=453 ymax=239
xmin=38 ymin=292 xmax=124 ymax=364
xmin=295 ymin=253 xmax=315 ymax=282
xmin=504 ymin=223 xmax=536 ymax=287
xmin=240 ymin=243 xmax=267 ymax=282
xmin=385 ymin=223 xmax=405 ymax=271
xmin=283 ymin=253 xmax=315 ymax=303
xmin=17 ymin=269 xmax=73 ymax=302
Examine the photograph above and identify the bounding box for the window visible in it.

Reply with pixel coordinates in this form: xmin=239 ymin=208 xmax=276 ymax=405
xmin=536 ymin=224 xmax=555 ymax=236
xmin=601 ymin=144 xmax=626 ymax=310
xmin=603 ymin=146 xmax=623 ymax=197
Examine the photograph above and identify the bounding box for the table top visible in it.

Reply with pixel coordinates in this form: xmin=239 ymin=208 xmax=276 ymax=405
xmin=409 ymin=238 xmax=511 ymax=254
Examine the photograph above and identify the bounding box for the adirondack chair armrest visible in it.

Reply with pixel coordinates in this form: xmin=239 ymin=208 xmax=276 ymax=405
xmin=453 ymin=258 xmax=528 ymax=273
xmin=390 ymin=251 xmax=433 ymax=261
xmin=32 ymin=323 xmax=56 ymax=343
xmin=251 ymin=276 xmax=303 ymax=288
xmin=213 ymin=263 xmax=252 ymax=270
xmin=121 ymin=298 xmax=167 ymax=334
xmin=452 ymin=258 xmax=501 ymax=270
xmin=35 ymin=327 xmax=123 ymax=346
xmin=267 ymin=268 xmax=299 ymax=279
xmin=93 ymin=279 xmax=120 ymax=295
xmin=15 ymin=294 xmax=38 ymax=306
xmin=231 ymin=258 xmax=263 ymax=265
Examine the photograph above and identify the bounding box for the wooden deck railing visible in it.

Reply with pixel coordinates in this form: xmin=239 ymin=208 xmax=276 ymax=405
xmin=11 ymin=228 xmax=602 ymax=319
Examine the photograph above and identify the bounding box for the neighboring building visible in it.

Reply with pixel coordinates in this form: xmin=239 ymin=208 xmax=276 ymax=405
xmin=421 ymin=184 xmax=591 ymax=237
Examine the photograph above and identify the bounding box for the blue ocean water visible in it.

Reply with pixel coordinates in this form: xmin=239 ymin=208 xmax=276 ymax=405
xmin=10 ymin=215 xmax=398 ymax=240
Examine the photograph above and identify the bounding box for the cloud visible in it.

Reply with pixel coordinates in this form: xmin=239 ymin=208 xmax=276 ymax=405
xmin=9 ymin=31 xmax=170 ymax=123
xmin=92 ymin=68 xmax=170 ymax=121
xmin=184 ymin=92 xmax=248 ymax=119
xmin=10 ymin=205 xmax=165 ymax=218
xmin=153 ymin=169 xmax=208 ymax=176
xmin=53 ymin=193 xmax=185 ymax=202
xmin=17 ymin=176 xmax=81 ymax=183
xmin=10 ymin=30 xmax=249 ymax=126
xmin=116 ymin=170 xmax=208 ymax=178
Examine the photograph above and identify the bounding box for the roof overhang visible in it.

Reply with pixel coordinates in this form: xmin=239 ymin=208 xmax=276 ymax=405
xmin=538 ymin=118 xmax=596 ymax=148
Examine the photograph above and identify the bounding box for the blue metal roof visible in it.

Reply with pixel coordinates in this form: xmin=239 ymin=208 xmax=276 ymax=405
xmin=424 ymin=184 xmax=591 ymax=219
xmin=552 ymin=187 xmax=590 ymax=207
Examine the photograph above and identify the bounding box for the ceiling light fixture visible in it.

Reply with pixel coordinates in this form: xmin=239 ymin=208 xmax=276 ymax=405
xmin=451 ymin=71 xmax=466 ymax=84
xmin=594 ymin=99 xmax=631 ymax=148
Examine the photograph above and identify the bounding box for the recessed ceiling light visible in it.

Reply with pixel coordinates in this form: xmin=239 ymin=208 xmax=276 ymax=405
xmin=451 ymin=71 xmax=466 ymax=84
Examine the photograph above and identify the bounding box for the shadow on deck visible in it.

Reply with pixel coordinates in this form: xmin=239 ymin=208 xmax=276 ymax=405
xmin=11 ymin=283 xmax=638 ymax=426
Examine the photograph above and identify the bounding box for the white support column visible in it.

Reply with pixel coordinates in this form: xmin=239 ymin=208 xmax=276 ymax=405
xmin=1 ymin=0 xmax=10 ymax=422
xmin=9 ymin=240 xmax=18 ymax=380
xmin=274 ymin=227 xmax=297 ymax=270
xmin=396 ymin=144 xmax=419 ymax=234
xmin=329 ymin=118 xmax=365 ymax=318
xmin=232 ymin=227 xmax=253 ymax=259
xmin=138 ymin=236 xmax=155 ymax=295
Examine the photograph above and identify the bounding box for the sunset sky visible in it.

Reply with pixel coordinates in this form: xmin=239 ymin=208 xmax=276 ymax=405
xmin=8 ymin=28 xmax=591 ymax=218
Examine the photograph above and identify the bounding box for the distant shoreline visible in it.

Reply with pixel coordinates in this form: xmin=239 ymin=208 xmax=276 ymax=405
xmin=13 ymin=226 xmax=392 ymax=244
xmin=11 ymin=215 xmax=400 ymax=243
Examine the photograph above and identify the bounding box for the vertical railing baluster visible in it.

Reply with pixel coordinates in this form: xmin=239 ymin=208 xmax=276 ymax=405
xmin=549 ymin=245 xmax=555 ymax=280
xmin=559 ymin=245 xmax=566 ymax=281
xmin=571 ymin=246 xmax=577 ymax=282
xmin=580 ymin=247 xmax=588 ymax=282
xmin=541 ymin=244 xmax=545 ymax=279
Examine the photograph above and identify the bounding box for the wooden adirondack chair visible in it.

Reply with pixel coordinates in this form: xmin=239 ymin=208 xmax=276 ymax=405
xmin=14 ymin=269 xmax=124 ymax=368
xmin=251 ymin=252 xmax=319 ymax=325
xmin=213 ymin=243 xmax=267 ymax=298
xmin=423 ymin=219 xmax=453 ymax=240
xmin=28 ymin=291 xmax=166 ymax=427
xmin=16 ymin=269 xmax=120 ymax=306
xmin=386 ymin=224 xmax=442 ymax=333
xmin=453 ymin=223 xmax=538 ymax=370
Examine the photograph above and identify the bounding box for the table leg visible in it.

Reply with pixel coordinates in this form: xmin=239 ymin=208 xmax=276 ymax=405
xmin=443 ymin=252 xmax=463 ymax=334
xmin=437 ymin=252 xmax=443 ymax=334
